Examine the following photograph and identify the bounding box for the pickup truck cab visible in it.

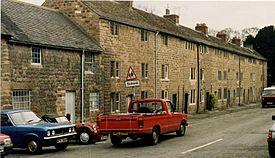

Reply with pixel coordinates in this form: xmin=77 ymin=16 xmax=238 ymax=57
xmin=262 ymin=87 xmax=275 ymax=108
xmin=0 ymin=110 xmax=76 ymax=154
xmin=97 ymin=99 xmax=188 ymax=146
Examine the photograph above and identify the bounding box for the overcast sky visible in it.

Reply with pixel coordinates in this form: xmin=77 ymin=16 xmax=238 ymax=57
xmin=19 ymin=0 xmax=275 ymax=31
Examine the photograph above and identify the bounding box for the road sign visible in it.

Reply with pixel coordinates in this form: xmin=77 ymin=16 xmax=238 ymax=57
xmin=125 ymin=80 xmax=140 ymax=87
xmin=126 ymin=66 xmax=137 ymax=81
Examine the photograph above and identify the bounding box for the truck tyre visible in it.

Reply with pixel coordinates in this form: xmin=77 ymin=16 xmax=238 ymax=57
xmin=26 ymin=138 xmax=42 ymax=154
xmin=55 ymin=142 xmax=69 ymax=151
xmin=110 ymin=135 xmax=122 ymax=146
xmin=78 ymin=130 xmax=92 ymax=144
xmin=176 ymin=121 xmax=186 ymax=136
xmin=149 ymin=127 xmax=160 ymax=145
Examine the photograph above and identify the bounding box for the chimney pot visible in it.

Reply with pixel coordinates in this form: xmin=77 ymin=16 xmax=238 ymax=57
xmin=232 ymin=37 xmax=241 ymax=46
xmin=166 ymin=8 xmax=170 ymax=15
xmin=216 ymin=32 xmax=228 ymax=42
xmin=195 ymin=23 xmax=208 ymax=34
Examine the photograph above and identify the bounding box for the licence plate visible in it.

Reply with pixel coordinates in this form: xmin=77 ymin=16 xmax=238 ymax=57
xmin=0 ymin=146 xmax=3 ymax=153
xmin=57 ymin=138 xmax=68 ymax=144
xmin=113 ymin=132 xmax=128 ymax=136
xmin=267 ymin=102 xmax=273 ymax=105
xmin=101 ymin=135 xmax=108 ymax=140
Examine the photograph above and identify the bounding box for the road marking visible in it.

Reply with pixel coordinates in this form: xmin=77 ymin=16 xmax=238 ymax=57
xmin=181 ymin=138 xmax=223 ymax=155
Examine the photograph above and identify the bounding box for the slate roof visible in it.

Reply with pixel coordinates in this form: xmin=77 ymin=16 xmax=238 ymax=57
xmin=81 ymin=0 xmax=265 ymax=60
xmin=1 ymin=0 xmax=102 ymax=52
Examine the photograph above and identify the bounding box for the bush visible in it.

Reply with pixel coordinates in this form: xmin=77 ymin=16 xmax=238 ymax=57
xmin=209 ymin=93 xmax=217 ymax=110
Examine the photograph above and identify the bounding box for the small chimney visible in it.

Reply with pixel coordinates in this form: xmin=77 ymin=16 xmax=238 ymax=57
xmin=216 ymin=32 xmax=228 ymax=42
xmin=195 ymin=23 xmax=208 ymax=34
xmin=243 ymin=42 xmax=254 ymax=49
xmin=232 ymin=37 xmax=241 ymax=46
xmin=163 ymin=8 xmax=179 ymax=24
xmin=117 ymin=1 xmax=133 ymax=8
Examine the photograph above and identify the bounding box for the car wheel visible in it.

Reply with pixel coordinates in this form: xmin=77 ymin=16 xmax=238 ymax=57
xmin=26 ymin=138 xmax=42 ymax=154
xmin=269 ymin=144 xmax=275 ymax=157
xmin=55 ymin=142 xmax=69 ymax=151
xmin=149 ymin=127 xmax=159 ymax=145
xmin=78 ymin=130 xmax=92 ymax=145
xmin=110 ymin=135 xmax=122 ymax=146
xmin=176 ymin=122 xmax=186 ymax=136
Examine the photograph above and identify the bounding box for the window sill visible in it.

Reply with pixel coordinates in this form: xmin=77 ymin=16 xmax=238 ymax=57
xmin=31 ymin=64 xmax=43 ymax=68
xmin=161 ymin=79 xmax=170 ymax=82
xmin=85 ymin=71 xmax=94 ymax=75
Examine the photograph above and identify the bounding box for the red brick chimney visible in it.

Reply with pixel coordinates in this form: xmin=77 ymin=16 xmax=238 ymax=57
xmin=231 ymin=37 xmax=241 ymax=46
xmin=195 ymin=23 xmax=208 ymax=34
xmin=216 ymin=32 xmax=228 ymax=42
xmin=163 ymin=8 xmax=179 ymax=24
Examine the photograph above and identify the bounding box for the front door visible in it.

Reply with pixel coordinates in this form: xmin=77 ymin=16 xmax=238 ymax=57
xmin=65 ymin=92 xmax=75 ymax=123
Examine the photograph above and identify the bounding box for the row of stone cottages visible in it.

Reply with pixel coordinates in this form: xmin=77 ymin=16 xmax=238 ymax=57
xmin=1 ymin=0 xmax=267 ymax=123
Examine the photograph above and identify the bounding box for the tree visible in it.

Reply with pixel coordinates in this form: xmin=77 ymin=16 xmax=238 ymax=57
xmin=253 ymin=25 xmax=275 ymax=86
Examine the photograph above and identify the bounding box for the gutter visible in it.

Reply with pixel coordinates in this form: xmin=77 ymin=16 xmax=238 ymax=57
xmin=81 ymin=49 xmax=85 ymax=124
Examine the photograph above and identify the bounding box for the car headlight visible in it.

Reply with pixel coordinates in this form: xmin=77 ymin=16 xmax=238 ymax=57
xmin=47 ymin=131 xmax=51 ymax=136
xmin=4 ymin=138 xmax=12 ymax=145
xmin=72 ymin=127 xmax=75 ymax=132
xmin=69 ymin=128 xmax=72 ymax=132
xmin=52 ymin=130 xmax=55 ymax=135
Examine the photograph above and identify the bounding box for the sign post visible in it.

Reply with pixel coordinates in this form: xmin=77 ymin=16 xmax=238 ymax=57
xmin=125 ymin=66 xmax=139 ymax=100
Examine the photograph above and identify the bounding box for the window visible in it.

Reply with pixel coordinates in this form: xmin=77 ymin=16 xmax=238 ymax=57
xmin=236 ymin=72 xmax=239 ymax=81
xmin=1 ymin=114 xmax=12 ymax=126
xmin=190 ymin=67 xmax=196 ymax=80
xmin=111 ymin=92 xmax=120 ymax=112
xmin=162 ymin=34 xmax=168 ymax=45
xmin=161 ymin=64 xmax=169 ymax=79
xmin=218 ymin=88 xmax=222 ymax=100
xmin=141 ymin=30 xmax=149 ymax=41
xmin=111 ymin=61 xmax=120 ymax=78
xmin=218 ymin=71 xmax=222 ymax=80
xmin=85 ymin=53 xmax=94 ymax=72
xmin=12 ymin=90 xmax=31 ymax=110
xmin=161 ymin=90 xmax=168 ymax=100
xmin=90 ymin=92 xmax=99 ymax=110
xmin=224 ymin=71 xmax=227 ymax=80
xmin=141 ymin=91 xmax=148 ymax=99
xmin=200 ymin=89 xmax=204 ymax=102
xmin=110 ymin=22 xmax=119 ymax=35
xmin=190 ymin=89 xmax=196 ymax=104
xmin=224 ymin=88 xmax=228 ymax=99
xmin=31 ymin=47 xmax=41 ymax=64
xmin=200 ymin=68 xmax=204 ymax=80
xmin=141 ymin=63 xmax=149 ymax=79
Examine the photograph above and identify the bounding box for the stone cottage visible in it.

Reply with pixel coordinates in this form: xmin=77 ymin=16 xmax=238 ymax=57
xmin=1 ymin=0 xmax=102 ymax=123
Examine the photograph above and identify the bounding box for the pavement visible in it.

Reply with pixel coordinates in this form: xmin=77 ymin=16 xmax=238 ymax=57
xmin=188 ymin=102 xmax=260 ymax=120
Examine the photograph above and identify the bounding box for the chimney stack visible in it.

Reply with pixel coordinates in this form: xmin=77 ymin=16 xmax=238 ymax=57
xmin=195 ymin=23 xmax=208 ymax=34
xmin=163 ymin=8 xmax=179 ymax=24
xmin=231 ymin=37 xmax=241 ymax=46
xmin=243 ymin=42 xmax=254 ymax=49
xmin=216 ymin=32 xmax=228 ymax=42
xmin=117 ymin=1 xmax=133 ymax=8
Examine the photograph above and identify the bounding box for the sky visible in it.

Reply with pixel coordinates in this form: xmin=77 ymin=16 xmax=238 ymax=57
xmin=18 ymin=0 xmax=275 ymax=31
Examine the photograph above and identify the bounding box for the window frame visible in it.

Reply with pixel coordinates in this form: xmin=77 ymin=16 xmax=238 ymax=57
xmin=161 ymin=64 xmax=169 ymax=80
xmin=12 ymin=90 xmax=31 ymax=110
xmin=190 ymin=67 xmax=196 ymax=80
xmin=110 ymin=21 xmax=119 ymax=35
xmin=161 ymin=34 xmax=168 ymax=45
xmin=31 ymin=47 xmax=42 ymax=65
xmin=89 ymin=92 xmax=99 ymax=110
xmin=85 ymin=53 xmax=95 ymax=73
xmin=141 ymin=29 xmax=149 ymax=41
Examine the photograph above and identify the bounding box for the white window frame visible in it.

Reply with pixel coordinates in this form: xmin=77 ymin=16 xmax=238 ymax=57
xmin=110 ymin=21 xmax=119 ymax=35
xmin=218 ymin=88 xmax=222 ymax=100
xmin=115 ymin=93 xmax=120 ymax=112
xmin=115 ymin=62 xmax=120 ymax=79
xmin=190 ymin=67 xmax=196 ymax=80
xmin=12 ymin=90 xmax=31 ymax=110
xmin=85 ymin=53 xmax=94 ymax=73
xmin=141 ymin=29 xmax=149 ymax=41
xmin=89 ymin=92 xmax=99 ymax=110
xmin=190 ymin=89 xmax=196 ymax=104
xmin=161 ymin=90 xmax=169 ymax=100
xmin=31 ymin=47 xmax=41 ymax=65
xmin=161 ymin=64 xmax=169 ymax=80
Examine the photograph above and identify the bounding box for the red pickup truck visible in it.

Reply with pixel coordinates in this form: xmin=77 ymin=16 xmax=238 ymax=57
xmin=96 ymin=98 xmax=188 ymax=146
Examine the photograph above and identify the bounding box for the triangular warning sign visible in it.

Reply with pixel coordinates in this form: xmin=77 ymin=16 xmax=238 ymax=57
xmin=126 ymin=66 xmax=137 ymax=81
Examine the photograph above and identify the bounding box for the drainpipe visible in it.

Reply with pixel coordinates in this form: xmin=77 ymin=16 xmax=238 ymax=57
xmin=81 ymin=49 xmax=85 ymax=124
xmin=154 ymin=31 xmax=159 ymax=98
xmin=238 ymin=55 xmax=241 ymax=106
xmin=196 ymin=44 xmax=200 ymax=113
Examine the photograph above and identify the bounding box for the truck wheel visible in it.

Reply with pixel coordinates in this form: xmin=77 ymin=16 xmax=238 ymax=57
xmin=149 ymin=127 xmax=159 ymax=145
xmin=78 ymin=130 xmax=92 ymax=144
xmin=110 ymin=135 xmax=122 ymax=146
xmin=26 ymin=138 xmax=42 ymax=154
xmin=55 ymin=142 xmax=69 ymax=151
xmin=176 ymin=122 xmax=186 ymax=136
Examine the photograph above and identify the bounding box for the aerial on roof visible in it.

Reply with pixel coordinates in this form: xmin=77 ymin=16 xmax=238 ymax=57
xmin=81 ymin=0 xmax=265 ymax=60
xmin=1 ymin=0 xmax=102 ymax=52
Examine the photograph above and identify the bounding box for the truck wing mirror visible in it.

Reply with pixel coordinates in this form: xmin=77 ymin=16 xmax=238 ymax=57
xmin=272 ymin=115 xmax=275 ymax=120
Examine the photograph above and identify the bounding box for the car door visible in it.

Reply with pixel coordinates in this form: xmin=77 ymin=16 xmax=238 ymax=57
xmin=166 ymin=101 xmax=179 ymax=132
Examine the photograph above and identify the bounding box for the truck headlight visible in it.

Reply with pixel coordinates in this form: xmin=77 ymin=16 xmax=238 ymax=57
xmin=52 ymin=130 xmax=55 ymax=135
xmin=47 ymin=131 xmax=51 ymax=136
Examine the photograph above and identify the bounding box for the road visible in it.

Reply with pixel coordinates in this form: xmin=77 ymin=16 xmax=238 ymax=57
xmin=7 ymin=106 xmax=275 ymax=158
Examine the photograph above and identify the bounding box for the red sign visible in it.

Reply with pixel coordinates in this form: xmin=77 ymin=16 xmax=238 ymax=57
xmin=126 ymin=66 xmax=137 ymax=81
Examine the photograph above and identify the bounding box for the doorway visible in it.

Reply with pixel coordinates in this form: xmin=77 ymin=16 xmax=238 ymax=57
xmin=65 ymin=91 xmax=75 ymax=123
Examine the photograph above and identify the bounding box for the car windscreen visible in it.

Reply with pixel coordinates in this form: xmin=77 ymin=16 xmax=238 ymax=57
xmin=10 ymin=111 xmax=41 ymax=125
xmin=263 ymin=89 xmax=275 ymax=95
